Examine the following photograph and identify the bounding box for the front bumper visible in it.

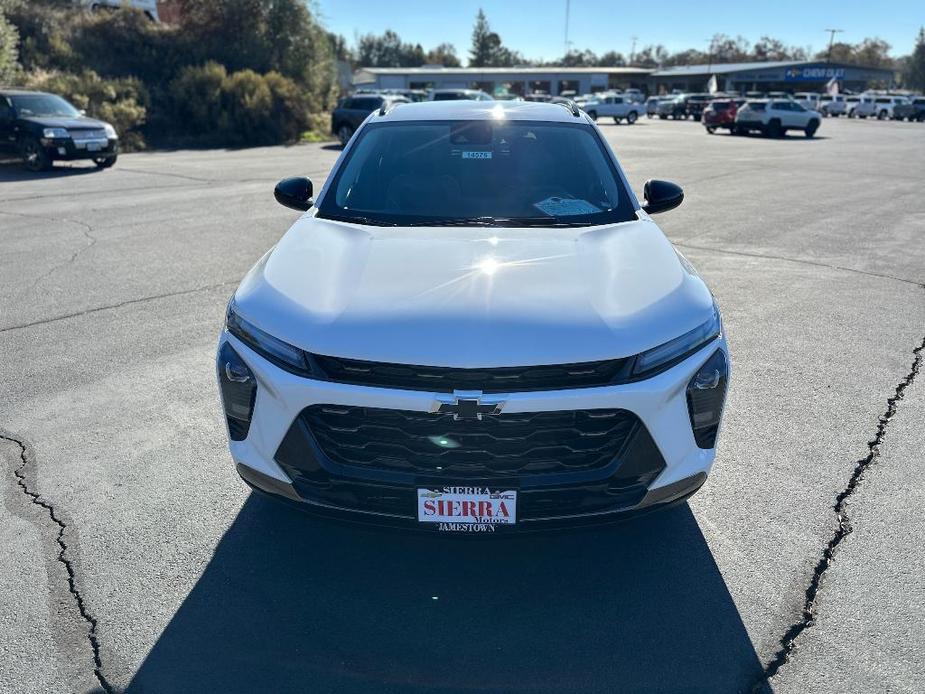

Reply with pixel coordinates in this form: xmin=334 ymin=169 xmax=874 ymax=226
xmin=218 ymin=332 xmax=729 ymax=531
xmin=40 ymin=136 xmax=118 ymax=161
xmin=703 ymin=114 xmax=734 ymax=127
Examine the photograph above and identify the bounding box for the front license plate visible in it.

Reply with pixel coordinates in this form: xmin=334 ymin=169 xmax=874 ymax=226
xmin=86 ymin=142 xmax=102 ymax=152
xmin=418 ymin=488 xmax=516 ymax=532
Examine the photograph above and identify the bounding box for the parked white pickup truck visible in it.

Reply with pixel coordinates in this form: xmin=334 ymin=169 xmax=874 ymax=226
xmin=817 ymin=94 xmax=847 ymax=117
xmin=582 ymin=94 xmax=641 ymax=124
xmin=846 ymin=95 xmax=877 ymax=118
xmin=794 ymin=92 xmax=821 ymax=110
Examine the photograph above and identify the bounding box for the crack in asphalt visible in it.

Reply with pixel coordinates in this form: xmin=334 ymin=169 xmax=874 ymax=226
xmin=0 ymin=181 xmax=193 ymax=203
xmin=675 ymin=242 xmax=923 ymax=287
xmin=1 ymin=432 xmax=115 ymax=694
xmin=0 ymin=279 xmax=237 ymax=334
xmin=0 ymin=210 xmax=99 ymax=294
xmin=105 ymin=166 xmax=215 ymax=183
xmin=752 ymin=332 xmax=925 ymax=692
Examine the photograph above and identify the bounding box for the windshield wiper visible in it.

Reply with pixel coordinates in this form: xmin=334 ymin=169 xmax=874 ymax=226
xmin=320 ymin=213 xmax=603 ymax=228
xmin=321 ymin=214 xmax=399 ymax=227
xmin=414 ymin=216 xmax=590 ymax=228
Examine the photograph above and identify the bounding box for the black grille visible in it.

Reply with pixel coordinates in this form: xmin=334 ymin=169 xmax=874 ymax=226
xmin=311 ymin=354 xmax=632 ymax=393
xmin=301 ymin=405 xmax=639 ymax=478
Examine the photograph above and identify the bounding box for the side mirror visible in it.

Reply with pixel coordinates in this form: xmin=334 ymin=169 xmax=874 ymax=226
xmin=642 ymin=179 xmax=684 ymax=215
xmin=274 ymin=176 xmax=313 ymax=211
xmin=79 ymin=109 xmax=87 ymax=116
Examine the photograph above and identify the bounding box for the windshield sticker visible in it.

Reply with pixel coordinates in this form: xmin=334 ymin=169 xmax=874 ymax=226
xmin=461 ymin=150 xmax=492 ymax=160
xmin=533 ymin=197 xmax=601 ymax=216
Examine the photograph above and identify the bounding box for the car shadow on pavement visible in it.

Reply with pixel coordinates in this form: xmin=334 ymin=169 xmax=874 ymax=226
xmin=124 ymin=494 xmax=764 ymax=694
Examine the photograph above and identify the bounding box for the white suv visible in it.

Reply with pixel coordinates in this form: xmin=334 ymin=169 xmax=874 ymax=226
xmin=818 ymin=94 xmax=847 ymax=117
xmin=735 ymin=99 xmax=822 ymax=138
xmin=583 ymin=95 xmax=641 ymax=124
xmin=872 ymin=96 xmax=908 ymax=120
xmin=217 ymin=100 xmax=730 ymax=533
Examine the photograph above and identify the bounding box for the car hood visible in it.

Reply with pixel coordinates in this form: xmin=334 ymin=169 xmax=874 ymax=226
xmin=21 ymin=115 xmax=109 ymax=130
xmin=232 ymin=216 xmax=715 ymax=367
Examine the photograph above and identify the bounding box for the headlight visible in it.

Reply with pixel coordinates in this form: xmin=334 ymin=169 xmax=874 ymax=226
xmin=103 ymin=123 xmax=118 ymax=139
xmin=631 ymin=304 xmax=721 ymax=378
xmin=686 ymin=349 xmax=729 ymax=448
xmin=217 ymin=343 xmax=257 ymax=441
xmin=225 ymin=301 xmax=314 ymax=376
xmin=42 ymin=128 xmax=69 ymax=139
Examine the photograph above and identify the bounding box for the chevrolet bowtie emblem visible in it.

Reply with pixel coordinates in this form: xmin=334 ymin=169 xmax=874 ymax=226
xmin=431 ymin=391 xmax=505 ymax=420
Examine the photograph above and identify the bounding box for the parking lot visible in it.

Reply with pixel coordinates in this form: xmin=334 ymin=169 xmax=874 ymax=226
xmin=1 ymin=115 xmax=923 ymax=693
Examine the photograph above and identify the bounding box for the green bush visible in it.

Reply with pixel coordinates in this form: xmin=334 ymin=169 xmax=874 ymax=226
xmin=7 ymin=1 xmax=337 ymax=148
xmin=0 ymin=0 xmax=19 ymax=83
xmin=24 ymin=69 xmax=149 ymax=151
xmin=167 ymin=62 xmax=313 ymax=146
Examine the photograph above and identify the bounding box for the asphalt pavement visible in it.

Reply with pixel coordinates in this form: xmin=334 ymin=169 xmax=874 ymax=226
xmin=1 ymin=116 xmax=923 ymax=693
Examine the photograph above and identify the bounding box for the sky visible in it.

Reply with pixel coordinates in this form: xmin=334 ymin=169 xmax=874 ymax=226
xmin=316 ymin=0 xmax=923 ymax=63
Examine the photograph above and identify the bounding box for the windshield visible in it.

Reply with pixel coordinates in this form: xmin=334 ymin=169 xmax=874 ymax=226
xmin=11 ymin=94 xmax=80 ymax=118
xmin=317 ymin=120 xmax=634 ymax=227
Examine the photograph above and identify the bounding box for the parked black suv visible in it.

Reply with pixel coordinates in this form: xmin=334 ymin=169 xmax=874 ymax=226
xmin=684 ymin=94 xmax=715 ymax=120
xmin=330 ymin=94 xmax=408 ymax=146
xmin=0 ymin=89 xmax=119 ymax=171
xmin=893 ymin=97 xmax=925 ymax=122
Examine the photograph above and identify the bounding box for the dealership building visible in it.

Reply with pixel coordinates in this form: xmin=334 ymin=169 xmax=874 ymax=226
xmin=649 ymin=60 xmax=895 ymax=94
xmin=353 ymin=66 xmax=653 ymax=97
xmin=353 ymin=60 xmax=894 ymax=96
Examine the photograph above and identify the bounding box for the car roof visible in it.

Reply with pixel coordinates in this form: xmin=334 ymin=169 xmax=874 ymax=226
xmin=0 ymin=88 xmax=51 ymax=96
xmin=373 ymin=99 xmax=586 ymax=124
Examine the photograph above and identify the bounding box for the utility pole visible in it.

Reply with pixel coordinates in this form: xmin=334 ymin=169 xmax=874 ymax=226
xmin=564 ymin=0 xmax=571 ymax=57
xmin=825 ymin=28 xmax=843 ymax=65
xmin=630 ymin=35 xmax=638 ymax=65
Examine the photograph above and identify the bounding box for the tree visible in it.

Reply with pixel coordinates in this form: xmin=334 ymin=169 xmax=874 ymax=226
xmin=707 ymin=34 xmax=750 ymax=63
xmin=0 ymin=0 xmax=19 ymax=83
xmin=906 ymin=27 xmax=925 ymax=90
xmin=753 ymin=36 xmax=806 ymax=62
xmin=853 ymin=37 xmax=893 ymax=68
xmin=560 ymin=49 xmax=597 ymax=67
xmin=469 ymin=8 xmax=493 ymax=67
xmin=814 ymin=36 xmax=894 ymax=68
xmin=172 ymin=0 xmax=337 ymax=95
xmin=357 ymin=29 xmax=425 ymax=67
xmin=425 ymin=42 xmax=460 ymax=67
xmin=597 ymin=50 xmax=626 ymax=67
xmin=662 ymin=48 xmax=708 ymax=67
xmin=468 ymin=8 xmax=522 ymax=67
xmin=327 ymin=32 xmax=351 ymax=63
xmin=631 ymin=44 xmax=668 ymax=68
